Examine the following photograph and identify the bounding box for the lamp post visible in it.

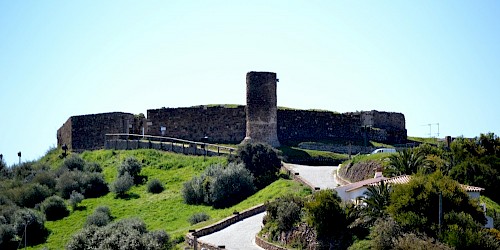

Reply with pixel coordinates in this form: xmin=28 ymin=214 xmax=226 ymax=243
xmin=62 ymin=144 xmax=68 ymax=158
xmin=18 ymin=151 xmax=21 ymax=165
xmin=201 ymin=136 xmax=209 ymax=160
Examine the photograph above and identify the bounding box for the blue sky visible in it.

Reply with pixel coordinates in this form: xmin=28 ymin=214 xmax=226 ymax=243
xmin=1 ymin=1 xmax=499 ymax=165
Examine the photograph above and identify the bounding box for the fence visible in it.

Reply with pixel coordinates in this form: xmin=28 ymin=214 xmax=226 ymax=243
xmin=104 ymin=134 xmax=236 ymax=156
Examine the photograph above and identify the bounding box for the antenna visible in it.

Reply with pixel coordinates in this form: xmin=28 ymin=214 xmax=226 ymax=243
xmin=421 ymin=123 xmax=440 ymax=138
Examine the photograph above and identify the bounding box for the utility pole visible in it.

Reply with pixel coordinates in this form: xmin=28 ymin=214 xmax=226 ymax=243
xmin=438 ymin=191 xmax=443 ymax=236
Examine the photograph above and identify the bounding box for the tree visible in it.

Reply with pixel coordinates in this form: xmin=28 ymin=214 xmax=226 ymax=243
xmin=387 ymin=172 xmax=485 ymax=239
xmin=305 ymin=189 xmax=348 ymax=246
xmin=354 ymin=180 xmax=392 ymax=231
xmin=387 ymin=149 xmax=427 ymax=176
xmin=234 ymin=143 xmax=281 ymax=189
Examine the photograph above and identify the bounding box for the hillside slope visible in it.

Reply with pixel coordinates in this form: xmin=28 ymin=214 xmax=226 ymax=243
xmin=30 ymin=148 xmax=310 ymax=249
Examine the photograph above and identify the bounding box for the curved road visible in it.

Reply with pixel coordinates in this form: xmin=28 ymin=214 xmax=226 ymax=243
xmin=198 ymin=164 xmax=338 ymax=249
xmin=285 ymin=164 xmax=339 ymax=189
xmin=198 ymin=212 xmax=266 ymax=250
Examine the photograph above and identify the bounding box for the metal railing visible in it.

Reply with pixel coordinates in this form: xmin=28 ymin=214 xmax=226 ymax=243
xmin=104 ymin=134 xmax=236 ymax=156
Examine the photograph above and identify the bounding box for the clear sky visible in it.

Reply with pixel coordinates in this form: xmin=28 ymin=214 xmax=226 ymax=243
xmin=1 ymin=1 xmax=499 ymax=165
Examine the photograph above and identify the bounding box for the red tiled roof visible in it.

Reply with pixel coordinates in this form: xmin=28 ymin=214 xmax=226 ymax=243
xmin=366 ymin=175 xmax=484 ymax=192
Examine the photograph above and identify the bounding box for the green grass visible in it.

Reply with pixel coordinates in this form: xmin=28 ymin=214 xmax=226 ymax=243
xmin=279 ymin=146 xmax=348 ymax=166
xmin=29 ymin=148 xmax=309 ymax=249
xmin=481 ymin=196 xmax=500 ymax=216
xmin=370 ymin=141 xmax=395 ymax=148
xmin=342 ymin=152 xmax=393 ymax=167
xmin=408 ymin=136 xmax=440 ymax=145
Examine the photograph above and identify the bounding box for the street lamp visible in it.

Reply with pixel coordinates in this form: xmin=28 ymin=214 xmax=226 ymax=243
xmin=17 ymin=151 xmax=21 ymax=165
xmin=62 ymin=144 xmax=68 ymax=158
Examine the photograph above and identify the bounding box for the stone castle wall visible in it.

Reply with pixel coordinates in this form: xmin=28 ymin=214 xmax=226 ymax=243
xmin=144 ymin=107 xmax=407 ymax=145
xmin=57 ymin=112 xmax=135 ymax=151
xmin=58 ymin=107 xmax=407 ymax=151
xmin=146 ymin=106 xmax=247 ymax=144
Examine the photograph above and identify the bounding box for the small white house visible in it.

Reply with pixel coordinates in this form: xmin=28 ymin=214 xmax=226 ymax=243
xmin=334 ymin=171 xmax=492 ymax=228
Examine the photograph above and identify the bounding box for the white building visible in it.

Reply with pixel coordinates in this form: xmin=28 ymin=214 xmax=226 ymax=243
xmin=334 ymin=171 xmax=493 ymax=228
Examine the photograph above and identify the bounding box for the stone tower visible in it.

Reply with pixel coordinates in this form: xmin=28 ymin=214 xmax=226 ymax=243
xmin=242 ymin=71 xmax=280 ymax=147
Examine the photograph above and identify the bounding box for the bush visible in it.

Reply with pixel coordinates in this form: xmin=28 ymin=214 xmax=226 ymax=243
xmin=85 ymin=206 xmax=112 ymax=227
xmin=188 ymin=212 xmax=210 ymax=225
xmin=69 ymin=191 xmax=84 ymax=210
xmin=12 ymin=208 xmax=48 ymax=246
xmin=56 ymin=170 xmax=108 ymax=199
xmin=56 ymin=170 xmax=85 ymax=199
xmin=0 ymin=223 xmax=16 ymax=249
xmin=209 ymin=163 xmax=255 ymax=208
xmin=182 ymin=175 xmax=206 ymax=205
xmin=111 ymin=172 xmax=134 ymax=197
xmin=266 ymin=196 xmax=304 ymax=232
xmin=40 ymin=195 xmax=69 ymax=221
xmin=305 ymin=189 xmax=346 ymax=241
xmin=32 ymin=171 xmax=57 ymax=190
xmin=81 ymin=172 xmax=108 ymax=198
xmin=8 ymin=183 xmax=52 ymax=208
xmin=147 ymin=179 xmax=165 ymax=194
xmin=62 ymin=154 xmax=86 ymax=171
xmin=118 ymin=157 xmax=142 ymax=183
xmin=182 ymin=163 xmax=255 ymax=208
xmin=84 ymin=162 xmax=102 ymax=173
xmin=235 ymin=143 xmax=282 ymax=189
xmin=68 ymin=218 xmax=170 ymax=250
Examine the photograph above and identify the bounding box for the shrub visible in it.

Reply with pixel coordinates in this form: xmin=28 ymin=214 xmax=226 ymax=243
xmin=209 ymin=163 xmax=255 ymax=208
xmin=62 ymin=154 xmax=86 ymax=171
xmin=118 ymin=157 xmax=142 ymax=183
xmin=182 ymin=175 xmax=206 ymax=205
xmin=81 ymin=172 xmax=108 ymax=198
xmin=188 ymin=212 xmax=210 ymax=225
xmin=0 ymin=223 xmax=16 ymax=249
xmin=85 ymin=206 xmax=112 ymax=227
xmin=68 ymin=218 xmax=170 ymax=250
xmin=56 ymin=170 xmax=108 ymax=199
xmin=111 ymin=172 xmax=134 ymax=197
xmin=9 ymin=183 xmax=52 ymax=208
xmin=305 ymin=189 xmax=346 ymax=241
xmin=40 ymin=195 xmax=69 ymax=221
xmin=12 ymin=208 xmax=48 ymax=246
xmin=147 ymin=179 xmax=165 ymax=194
xmin=84 ymin=162 xmax=102 ymax=173
xmin=235 ymin=143 xmax=282 ymax=189
xmin=11 ymin=161 xmax=37 ymax=181
xmin=182 ymin=163 xmax=255 ymax=208
xmin=265 ymin=196 xmax=304 ymax=234
xmin=32 ymin=171 xmax=57 ymax=190
xmin=69 ymin=191 xmax=84 ymax=210
xmin=56 ymin=170 xmax=85 ymax=199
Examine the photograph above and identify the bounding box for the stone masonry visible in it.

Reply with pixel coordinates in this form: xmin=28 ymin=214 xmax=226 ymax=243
xmin=243 ymin=71 xmax=280 ymax=147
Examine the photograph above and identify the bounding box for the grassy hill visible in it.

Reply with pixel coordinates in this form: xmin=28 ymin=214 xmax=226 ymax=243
xmin=29 ymin=148 xmax=311 ymax=249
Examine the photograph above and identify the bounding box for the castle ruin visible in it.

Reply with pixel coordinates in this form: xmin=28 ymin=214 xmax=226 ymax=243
xmin=57 ymin=72 xmax=407 ymax=152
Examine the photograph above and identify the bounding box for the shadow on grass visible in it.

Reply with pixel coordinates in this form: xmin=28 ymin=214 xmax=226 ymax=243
xmin=116 ymin=192 xmax=140 ymax=200
xmin=73 ymin=205 xmax=87 ymax=212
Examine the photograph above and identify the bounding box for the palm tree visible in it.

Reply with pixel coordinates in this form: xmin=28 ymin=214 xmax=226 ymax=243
xmin=387 ymin=149 xmax=427 ymax=176
xmin=350 ymin=181 xmax=392 ymax=231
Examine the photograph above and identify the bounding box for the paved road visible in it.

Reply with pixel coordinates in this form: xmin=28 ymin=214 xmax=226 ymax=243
xmin=286 ymin=164 xmax=340 ymax=189
xmin=198 ymin=164 xmax=340 ymax=249
xmin=198 ymin=212 xmax=266 ymax=250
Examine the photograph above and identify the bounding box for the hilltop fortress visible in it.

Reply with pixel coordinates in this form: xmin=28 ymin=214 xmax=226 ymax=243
xmin=57 ymin=72 xmax=407 ymax=151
